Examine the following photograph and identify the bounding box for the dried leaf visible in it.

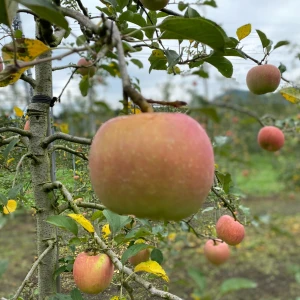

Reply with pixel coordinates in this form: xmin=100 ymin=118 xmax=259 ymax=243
xmin=68 ymin=214 xmax=94 ymax=233
xmin=134 ymin=260 xmax=169 ymax=282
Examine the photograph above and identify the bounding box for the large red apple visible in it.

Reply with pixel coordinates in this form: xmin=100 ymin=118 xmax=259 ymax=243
xmin=204 ymin=239 xmax=230 ymax=265
xmin=246 ymin=64 xmax=281 ymax=95
xmin=216 ymin=215 xmax=245 ymax=246
xmin=24 ymin=120 xmax=30 ymax=131
xmin=77 ymin=58 xmax=96 ymax=77
xmin=73 ymin=252 xmax=114 ymax=294
xmin=128 ymin=249 xmax=151 ymax=266
xmin=88 ymin=113 xmax=215 ymax=221
xmin=140 ymin=0 xmax=169 ymax=10
xmin=257 ymin=126 xmax=285 ymax=152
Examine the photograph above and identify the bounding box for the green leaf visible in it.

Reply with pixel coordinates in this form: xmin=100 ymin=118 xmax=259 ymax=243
xmin=0 ymin=0 xmax=18 ymax=27
xmin=76 ymin=35 xmax=86 ymax=46
xmin=216 ymin=171 xmax=232 ymax=194
xmin=165 ymin=49 xmax=181 ymax=68
xmin=121 ymin=243 xmax=150 ymax=264
xmin=188 ymin=268 xmax=206 ymax=292
xmin=204 ymin=55 xmax=233 ymax=78
xmin=203 ymin=0 xmax=217 ymax=7
xmin=79 ymin=75 xmax=89 ymax=97
xmin=48 ymin=294 xmax=72 ymax=300
xmin=178 ymin=1 xmax=188 ymax=11
xmin=3 ymin=137 xmax=19 ymax=160
xmin=184 ymin=7 xmax=201 ymax=18
xmin=224 ymin=49 xmax=246 ymax=59
xmin=91 ymin=210 xmax=104 ymax=221
xmin=119 ymin=11 xmax=146 ymax=27
xmin=16 ymin=0 xmax=68 ymax=30
xmin=122 ymin=27 xmax=144 ymax=40
xmin=148 ymin=50 xmax=167 ymax=72
xmin=273 ymin=40 xmax=289 ymax=50
xmin=202 ymin=207 xmax=214 ymax=213
xmin=219 ymin=278 xmax=257 ymax=296
xmin=151 ymin=248 xmax=164 ymax=264
xmin=192 ymin=68 xmax=209 ymax=78
xmin=256 ymin=29 xmax=271 ymax=48
xmin=0 ymin=193 xmax=7 ymax=205
xmin=70 ymin=288 xmax=84 ymax=300
xmin=125 ymin=227 xmax=152 ymax=240
xmin=195 ymin=107 xmax=220 ymax=123
xmin=7 ymin=184 xmax=23 ymax=199
xmin=116 ymin=0 xmax=129 ymax=10
xmin=278 ymin=62 xmax=286 ymax=74
xmin=46 ymin=215 xmax=78 ymax=236
xmin=226 ymin=37 xmax=239 ymax=48
xmin=103 ymin=209 xmax=130 ymax=235
xmin=53 ymin=265 xmax=67 ymax=280
xmin=14 ymin=29 xmax=23 ymax=39
xmin=0 ymin=260 xmax=8 ymax=279
xmin=159 ymin=16 xmax=228 ymax=51
xmin=131 ymin=58 xmax=143 ymax=69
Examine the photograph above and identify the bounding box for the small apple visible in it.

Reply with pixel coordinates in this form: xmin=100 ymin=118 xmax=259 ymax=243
xmin=232 ymin=117 xmax=239 ymax=124
xmin=257 ymin=126 xmax=285 ymax=152
xmin=73 ymin=252 xmax=114 ymax=294
xmin=73 ymin=175 xmax=80 ymax=180
xmin=204 ymin=239 xmax=230 ymax=265
xmin=77 ymin=58 xmax=96 ymax=77
xmin=246 ymin=64 xmax=281 ymax=95
xmin=128 ymin=248 xmax=151 ymax=266
xmin=140 ymin=0 xmax=169 ymax=10
xmin=216 ymin=215 xmax=245 ymax=246
xmin=88 ymin=113 xmax=215 ymax=221
xmin=24 ymin=120 xmax=30 ymax=131
xmin=242 ymin=169 xmax=249 ymax=177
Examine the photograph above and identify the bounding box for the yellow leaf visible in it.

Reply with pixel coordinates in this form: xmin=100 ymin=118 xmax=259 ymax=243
xmin=236 ymin=24 xmax=251 ymax=41
xmin=6 ymin=158 xmax=15 ymax=165
xmin=134 ymin=261 xmax=169 ymax=282
xmin=14 ymin=106 xmax=23 ymax=117
xmin=3 ymin=199 xmax=17 ymax=214
xmin=280 ymin=87 xmax=300 ymax=104
xmin=152 ymin=49 xmax=165 ymax=58
xmin=131 ymin=107 xmax=141 ymax=114
xmin=102 ymin=224 xmax=111 ymax=239
xmin=0 ymin=38 xmax=50 ymax=87
xmin=134 ymin=239 xmax=145 ymax=244
xmin=167 ymin=232 xmax=176 ymax=242
xmin=59 ymin=123 xmax=69 ymax=134
xmin=68 ymin=214 xmax=95 ymax=233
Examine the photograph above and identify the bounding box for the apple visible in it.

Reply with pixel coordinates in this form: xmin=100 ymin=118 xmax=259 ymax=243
xmin=128 ymin=249 xmax=151 ymax=266
xmin=88 ymin=113 xmax=215 ymax=221
xmin=77 ymin=58 xmax=96 ymax=77
xmin=204 ymin=239 xmax=230 ymax=265
xmin=140 ymin=0 xmax=169 ymax=10
xmin=73 ymin=175 xmax=80 ymax=180
xmin=24 ymin=120 xmax=30 ymax=131
xmin=242 ymin=169 xmax=249 ymax=177
xmin=257 ymin=126 xmax=285 ymax=152
xmin=73 ymin=252 xmax=114 ymax=294
xmin=216 ymin=215 xmax=245 ymax=246
xmin=246 ymin=64 xmax=281 ymax=95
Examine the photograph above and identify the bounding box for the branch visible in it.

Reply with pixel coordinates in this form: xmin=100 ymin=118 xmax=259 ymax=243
xmin=50 ymin=145 xmax=88 ymax=161
xmin=94 ymin=232 xmax=183 ymax=300
xmin=52 ymin=64 xmax=78 ymax=71
xmin=17 ymin=9 xmax=38 ymax=18
xmin=75 ymin=0 xmax=89 ymax=17
xmin=57 ymin=201 xmax=106 ymax=214
xmin=0 ymin=127 xmax=32 ymax=137
xmin=20 ymin=74 xmax=36 ymax=88
xmin=11 ymin=240 xmax=55 ymax=300
xmin=147 ymin=99 xmax=187 ymax=108
xmin=41 ymin=133 xmax=92 ymax=148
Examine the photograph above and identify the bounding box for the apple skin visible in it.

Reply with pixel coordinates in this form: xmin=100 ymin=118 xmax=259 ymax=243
xmin=24 ymin=120 xmax=30 ymax=131
xmin=140 ymin=0 xmax=169 ymax=10
xmin=77 ymin=58 xmax=96 ymax=77
xmin=88 ymin=113 xmax=215 ymax=221
xmin=257 ymin=126 xmax=285 ymax=152
xmin=128 ymin=249 xmax=151 ymax=266
xmin=246 ymin=64 xmax=281 ymax=95
xmin=204 ymin=240 xmax=230 ymax=265
xmin=73 ymin=252 xmax=114 ymax=294
xmin=216 ymin=215 xmax=245 ymax=246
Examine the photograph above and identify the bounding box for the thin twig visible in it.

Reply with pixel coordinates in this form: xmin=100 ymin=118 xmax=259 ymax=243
xmin=12 ymin=153 xmax=30 ymax=187
xmin=50 ymin=145 xmax=88 ymax=161
xmin=41 ymin=133 xmax=92 ymax=148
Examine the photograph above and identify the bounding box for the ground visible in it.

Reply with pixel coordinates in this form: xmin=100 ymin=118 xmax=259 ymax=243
xmin=1 ymin=195 xmax=299 ymax=300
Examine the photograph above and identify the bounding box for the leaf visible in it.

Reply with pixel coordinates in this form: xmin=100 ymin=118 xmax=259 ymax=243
xmin=3 ymin=138 xmax=19 ymax=160
xmin=273 ymin=40 xmax=289 ymax=50
xmin=0 ymin=0 xmax=18 ymax=27
xmin=59 ymin=123 xmax=69 ymax=134
xmin=165 ymin=49 xmax=181 ymax=68
xmin=6 ymin=158 xmax=15 ymax=165
xmin=46 ymin=215 xmax=78 ymax=236
xmin=91 ymin=210 xmax=104 ymax=221
xmin=131 ymin=59 xmax=143 ymax=69
xmin=79 ymin=75 xmax=89 ymax=97
xmin=121 ymin=243 xmax=150 ymax=264
xmin=148 ymin=49 xmax=167 ymax=72
xmin=8 ymin=184 xmax=23 ymax=199
xmin=16 ymin=0 xmax=69 ymax=30
xmin=216 ymin=171 xmax=232 ymax=194
xmin=256 ymin=29 xmax=271 ymax=48
xmin=150 ymin=248 xmax=164 ymax=264
xmin=134 ymin=260 xmax=169 ymax=282
xmin=202 ymin=207 xmax=214 ymax=213
xmin=219 ymin=278 xmax=257 ymax=295
xmin=0 ymin=260 xmax=8 ymax=279
xmin=194 ymin=107 xmax=220 ymax=123
xmin=67 ymin=214 xmax=95 ymax=233
xmin=0 ymin=193 xmax=7 ymax=205
xmin=14 ymin=106 xmax=23 ymax=117
xmin=236 ymin=24 xmax=251 ymax=41
xmin=76 ymin=35 xmax=86 ymax=46
xmin=278 ymin=62 xmax=286 ymax=74
xmin=3 ymin=199 xmax=17 ymax=214
xmin=159 ymin=17 xmax=228 ymax=51
xmin=101 ymin=223 xmax=111 ymax=238
xmin=119 ymin=11 xmax=146 ymax=27
xmin=280 ymin=87 xmax=300 ymax=104
xmin=70 ymin=288 xmax=84 ymax=300
xmin=48 ymin=294 xmax=72 ymax=300
xmin=103 ymin=209 xmax=130 ymax=235
xmin=188 ymin=268 xmax=206 ymax=292
xmin=204 ymin=55 xmax=233 ymax=78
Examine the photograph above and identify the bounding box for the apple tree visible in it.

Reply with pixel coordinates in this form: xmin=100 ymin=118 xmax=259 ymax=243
xmin=0 ymin=0 xmax=296 ymax=299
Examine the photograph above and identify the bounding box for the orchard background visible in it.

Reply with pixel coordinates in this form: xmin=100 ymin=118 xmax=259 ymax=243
xmin=0 ymin=0 xmax=300 ymax=300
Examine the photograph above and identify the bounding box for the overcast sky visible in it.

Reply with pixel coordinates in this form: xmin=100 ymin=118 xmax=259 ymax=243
xmin=1 ymin=0 xmax=300 ymax=111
